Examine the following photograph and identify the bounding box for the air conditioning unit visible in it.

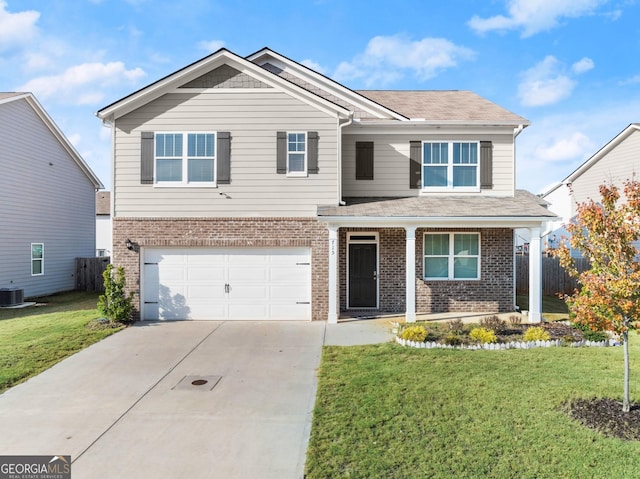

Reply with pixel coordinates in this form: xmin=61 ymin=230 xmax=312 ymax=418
xmin=0 ymin=288 xmax=24 ymax=307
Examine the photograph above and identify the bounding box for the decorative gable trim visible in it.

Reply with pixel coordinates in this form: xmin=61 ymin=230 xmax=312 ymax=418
xmin=179 ymin=64 xmax=271 ymax=89
xmin=97 ymin=48 xmax=351 ymax=122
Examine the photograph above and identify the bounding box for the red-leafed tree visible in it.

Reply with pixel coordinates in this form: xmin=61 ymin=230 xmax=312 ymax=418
xmin=555 ymin=180 xmax=640 ymax=413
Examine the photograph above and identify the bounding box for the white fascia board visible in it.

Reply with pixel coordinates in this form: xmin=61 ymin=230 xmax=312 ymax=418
xmin=564 ymin=123 xmax=640 ymax=184
xmin=24 ymin=94 xmax=104 ymax=189
xmin=317 ymin=216 xmax=556 ymax=229
xmin=247 ymin=49 xmax=406 ymax=121
xmin=343 ymin=122 xmax=519 ymax=136
xmin=97 ymin=50 xmax=351 ymax=121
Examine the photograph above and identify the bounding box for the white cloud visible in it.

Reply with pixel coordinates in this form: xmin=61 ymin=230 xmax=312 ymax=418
xmin=534 ymin=132 xmax=596 ymax=161
xmin=333 ymin=34 xmax=474 ymax=87
xmin=0 ymin=1 xmax=40 ymax=51
xmin=518 ymin=56 xmax=575 ymax=107
xmin=468 ymin=0 xmax=609 ymax=37
xmin=301 ymin=59 xmax=327 ymax=75
xmin=572 ymin=57 xmax=594 ymax=74
xmin=197 ymin=39 xmax=225 ymax=53
xmin=18 ymin=62 xmax=146 ymax=105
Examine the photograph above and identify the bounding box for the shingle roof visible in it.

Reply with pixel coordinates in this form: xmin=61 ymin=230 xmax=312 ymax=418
xmin=0 ymin=92 xmax=25 ymax=101
xmin=356 ymin=90 xmax=529 ymax=124
xmin=318 ymin=190 xmax=555 ymax=218
xmin=96 ymin=191 xmax=110 ymax=215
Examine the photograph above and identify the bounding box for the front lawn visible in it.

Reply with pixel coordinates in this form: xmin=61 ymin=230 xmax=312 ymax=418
xmin=0 ymin=291 xmax=122 ymax=393
xmin=306 ymin=336 xmax=640 ymax=478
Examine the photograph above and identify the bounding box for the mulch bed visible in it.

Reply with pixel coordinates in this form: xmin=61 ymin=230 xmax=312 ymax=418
xmin=565 ymin=398 xmax=640 ymax=441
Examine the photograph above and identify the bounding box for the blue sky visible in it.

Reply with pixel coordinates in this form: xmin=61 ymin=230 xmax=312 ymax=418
xmin=1 ymin=0 xmax=639 ymax=194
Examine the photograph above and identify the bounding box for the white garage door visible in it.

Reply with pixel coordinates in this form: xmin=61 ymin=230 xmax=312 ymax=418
xmin=142 ymin=248 xmax=311 ymax=320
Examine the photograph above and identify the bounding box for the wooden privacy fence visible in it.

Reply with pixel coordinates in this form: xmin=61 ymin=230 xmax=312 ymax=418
xmin=516 ymin=255 xmax=590 ymax=295
xmin=76 ymin=257 xmax=111 ymax=292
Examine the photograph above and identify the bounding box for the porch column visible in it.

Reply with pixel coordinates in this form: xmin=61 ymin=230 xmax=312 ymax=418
xmin=328 ymin=225 xmax=339 ymax=324
xmin=528 ymin=226 xmax=542 ymax=323
xmin=405 ymin=226 xmax=417 ymax=323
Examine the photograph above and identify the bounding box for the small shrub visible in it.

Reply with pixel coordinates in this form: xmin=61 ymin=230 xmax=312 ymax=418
xmin=98 ymin=264 xmax=135 ymax=324
xmin=400 ymin=325 xmax=428 ymax=342
xmin=583 ymin=330 xmax=608 ymax=342
xmin=447 ymin=318 xmax=465 ymax=333
xmin=509 ymin=315 xmax=522 ymax=326
xmin=523 ymin=326 xmax=551 ymax=342
xmin=480 ymin=315 xmax=507 ymax=334
xmin=444 ymin=333 xmax=464 ymax=346
xmin=469 ymin=327 xmax=497 ymax=344
xmin=571 ymin=322 xmax=590 ymax=332
xmin=561 ymin=334 xmax=577 ymax=345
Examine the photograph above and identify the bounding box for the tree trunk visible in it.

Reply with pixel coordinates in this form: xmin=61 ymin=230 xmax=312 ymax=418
xmin=623 ymin=328 xmax=630 ymax=413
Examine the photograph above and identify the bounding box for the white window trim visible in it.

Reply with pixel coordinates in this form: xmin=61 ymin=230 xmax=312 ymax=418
xmin=31 ymin=243 xmax=44 ymax=276
xmin=154 ymin=132 xmax=217 ymax=187
xmin=286 ymin=131 xmax=308 ymax=177
xmin=421 ymin=140 xmax=480 ymax=193
xmin=423 ymin=232 xmax=481 ymax=281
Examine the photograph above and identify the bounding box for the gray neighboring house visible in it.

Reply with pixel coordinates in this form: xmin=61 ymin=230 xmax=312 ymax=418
xmin=97 ymin=47 xmax=555 ymax=323
xmin=542 ymin=123 xmax=640 ymax=256
xmin=96 ymin=191 xmax=112 ymax=257
xmin=0 ymin=92 xmax=104 ymax=299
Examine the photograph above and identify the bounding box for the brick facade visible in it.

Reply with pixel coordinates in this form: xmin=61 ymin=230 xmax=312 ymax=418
xmin=114 ymin=218 xmax=514 ymax=321
xmin=113 ymin=217 xmax=328 ymax=321
xmin=339 ymin=227 xmax=514 ymax=315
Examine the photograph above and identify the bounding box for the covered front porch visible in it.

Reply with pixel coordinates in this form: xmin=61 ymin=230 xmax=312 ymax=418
xmin=317 ymin=194 xmax=557 ymax=324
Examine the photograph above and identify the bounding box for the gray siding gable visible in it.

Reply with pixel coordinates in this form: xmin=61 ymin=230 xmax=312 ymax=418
xmin=0 ymin=97 xmax=97 ymax=297
xmin=180 ymin=64 xmax=271 ymax=89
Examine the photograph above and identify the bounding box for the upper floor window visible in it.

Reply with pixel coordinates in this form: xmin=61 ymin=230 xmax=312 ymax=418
xmin=155 ymin=132 xmax=216 ymax=185
xmin=31 ymin=243 xmax=44 ymax=276
xmin=287 ymin=132 xmax=307 ymax=176
xmin=423 ymin=141 xmax=479 ymax=191
xmin=424 ymin=233 xmax=480 ymax=280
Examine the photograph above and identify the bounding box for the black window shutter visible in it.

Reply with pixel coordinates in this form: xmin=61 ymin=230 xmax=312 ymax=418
xmin=307 ymin=131 xmax=319 ymax=174
xmin=141 ymin=131 xmax=154 ymax=184
xmin=409 ymin=141 xmax=422 ymax=189
xmin=217 ymin=132 xmax=231 ymax=184
xmin=356 ymin=141 xmax=374 ymax=180
xmin=276 ymin=131 xmax=287 ymax=174
xmin=480 ymin=141 xmax=493 ymax=189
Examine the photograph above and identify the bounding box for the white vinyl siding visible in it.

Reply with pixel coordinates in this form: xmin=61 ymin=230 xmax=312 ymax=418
xmin=342 ymin=133 xmax=515 ymax=197
xmin=113 ymin=90 xmax=338 ymax=217
xmin=0 ymin=98 xmax=97 ymax=297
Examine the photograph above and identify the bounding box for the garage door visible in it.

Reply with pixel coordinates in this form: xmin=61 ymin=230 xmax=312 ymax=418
xmin=142 ymin=248 xmax=311 ymax=320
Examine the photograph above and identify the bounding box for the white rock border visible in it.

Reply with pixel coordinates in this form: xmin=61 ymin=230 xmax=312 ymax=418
xmin=395 ymin=336 xmax=619 ymax=350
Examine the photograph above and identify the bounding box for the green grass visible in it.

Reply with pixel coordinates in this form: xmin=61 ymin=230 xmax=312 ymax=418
xmin=0 ymin=291 xmax=122 ymax=393
xmin=306 ymin=337 xmax=640 ymax=478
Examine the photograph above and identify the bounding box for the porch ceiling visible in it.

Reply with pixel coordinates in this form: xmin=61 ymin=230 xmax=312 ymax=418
xmin=317 ymin=190 xmax=557 ymax=224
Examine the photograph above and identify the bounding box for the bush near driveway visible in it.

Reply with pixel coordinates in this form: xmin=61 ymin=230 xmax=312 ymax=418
xmin=0 ymin=291 xmax=123 ymax=393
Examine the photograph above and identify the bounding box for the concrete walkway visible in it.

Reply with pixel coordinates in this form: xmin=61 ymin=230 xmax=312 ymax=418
xmin=0 ymin=319 xmax=395 ymax=478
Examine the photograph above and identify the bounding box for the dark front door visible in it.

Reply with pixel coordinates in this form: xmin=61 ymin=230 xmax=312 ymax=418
xmin=349 ymin=243 xmax=377 ymax=308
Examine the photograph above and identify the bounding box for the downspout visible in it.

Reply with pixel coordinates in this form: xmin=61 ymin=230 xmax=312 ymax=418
xmin=337 ymin=113 xmax=354 ymax=206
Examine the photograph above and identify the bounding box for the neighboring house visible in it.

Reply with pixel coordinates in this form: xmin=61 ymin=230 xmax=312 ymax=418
xmin=543 ymin=123 xmax=640 ymax=256
xmin=96 ymin=191 xmax=112 ymax=257
xmin=97 ymin=47 xmax=555 ymax=323
xmin=0 ymin=92 xmax=103 ymax=298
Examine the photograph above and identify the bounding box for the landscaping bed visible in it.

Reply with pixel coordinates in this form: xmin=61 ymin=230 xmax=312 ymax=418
xmin=396 ymin=315 xmax=614 ymax=350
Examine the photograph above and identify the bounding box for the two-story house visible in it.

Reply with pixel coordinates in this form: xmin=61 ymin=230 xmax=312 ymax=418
xmin=97 ymin=47 xmax=554 ymax=323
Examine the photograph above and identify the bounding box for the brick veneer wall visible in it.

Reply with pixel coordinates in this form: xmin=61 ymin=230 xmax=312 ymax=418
xmin=415 ymin=228 xmax=514 ymax=313
xmin=339 ymin=227 xmax=514 ymax=315
xmin=113 ymin=217 xmax=328 ymax=321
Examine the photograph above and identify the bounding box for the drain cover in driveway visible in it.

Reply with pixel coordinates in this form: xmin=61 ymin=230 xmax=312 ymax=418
xmin=172 ymin=375 xmax=221 ymax=391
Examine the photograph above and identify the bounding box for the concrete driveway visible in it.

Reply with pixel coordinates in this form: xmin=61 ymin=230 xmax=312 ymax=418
xmin=0 ymin=319 xmax=393 ymax=478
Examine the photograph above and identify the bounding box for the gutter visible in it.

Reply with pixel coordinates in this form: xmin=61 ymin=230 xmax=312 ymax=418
xmin=337 ymin=113 xmax=354 ymax=206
